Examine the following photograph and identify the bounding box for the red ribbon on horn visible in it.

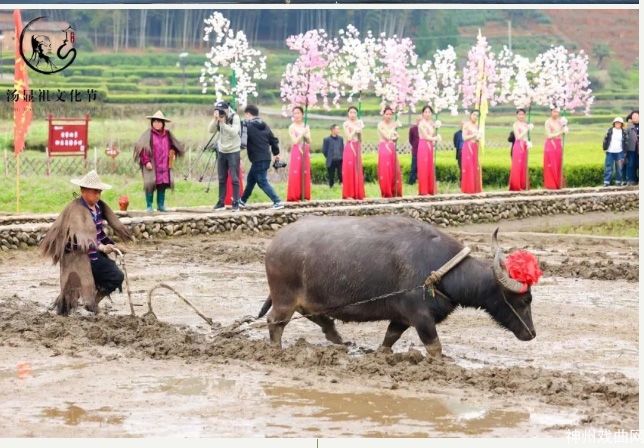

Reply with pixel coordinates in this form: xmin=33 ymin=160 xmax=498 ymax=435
xmin=504 ymin=250 xmax=543 ymax=286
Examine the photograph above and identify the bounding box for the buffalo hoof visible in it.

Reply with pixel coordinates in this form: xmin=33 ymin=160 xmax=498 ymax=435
xmin=324 ymin=331 xmax=343 ymax=345
xmin=376 ymin=346 xmax=394 ymax=355
xmin=84 ymin=304 xmax=100 ymax=315
xmin=425 ymin=340 xmax=442 ymax=358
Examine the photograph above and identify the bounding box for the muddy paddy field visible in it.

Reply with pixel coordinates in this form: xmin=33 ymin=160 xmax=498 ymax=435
xmin=0 ymin=211 xmax=639 ymax=438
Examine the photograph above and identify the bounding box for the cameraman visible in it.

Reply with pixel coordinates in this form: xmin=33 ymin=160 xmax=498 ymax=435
xmin=239 ymin=105 xmax=284 ymax=210
xmin=208 ymin=101 xmax=242 ymax=211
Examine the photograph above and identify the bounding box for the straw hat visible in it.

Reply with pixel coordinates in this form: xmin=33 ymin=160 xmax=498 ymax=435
xmin=70 ymin=170 xmax=112 ymax=190
xmin=145 ymin=110 xmax=171 ymax=122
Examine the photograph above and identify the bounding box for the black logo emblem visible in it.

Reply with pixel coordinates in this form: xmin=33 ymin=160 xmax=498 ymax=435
xmin=19 ymin=16 xmax=77 ymax=75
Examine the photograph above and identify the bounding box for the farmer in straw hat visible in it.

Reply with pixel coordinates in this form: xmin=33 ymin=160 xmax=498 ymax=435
xmin=134 ymin=110 xmax=185 ymax=212
xmin=40 ymin=170 xmax=133 ymax=315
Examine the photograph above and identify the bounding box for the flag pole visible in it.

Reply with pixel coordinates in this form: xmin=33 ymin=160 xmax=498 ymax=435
xmin=476 ymin=87 xmax=485 ymax=193
xmin=434 ymin=111 xmax=439 ymax=194
xmin=560 ymin=110 xmax=566 ymax=189
xmin=526 ymin=104 xmax=532 ymax=190
xmin=302 ymin=101 xmax=309 ymax=202
xmin=393 ymin=111 xmax=400 ymax=198
xmin=15 ymin=152 xmax=20 ymax=213
xmin=300 ymin=61 xmax=311 ymax=203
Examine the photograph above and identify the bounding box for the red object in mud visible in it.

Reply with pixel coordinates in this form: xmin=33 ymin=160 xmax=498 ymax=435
xmin=118 ymin=196 xmax=129 ymax=212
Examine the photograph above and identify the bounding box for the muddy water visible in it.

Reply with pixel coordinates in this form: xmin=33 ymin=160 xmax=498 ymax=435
xmin=0 ymin=347 xmax=584 ymax=438
xmin=0 ymin=222 xmax=638 ymax=437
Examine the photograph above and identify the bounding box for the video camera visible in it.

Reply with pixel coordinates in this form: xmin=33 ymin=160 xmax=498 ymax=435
xmin=273 ymin=160 xmax=287 ymax=170
xmin=214 ymin=100 xmax=235 ymax=125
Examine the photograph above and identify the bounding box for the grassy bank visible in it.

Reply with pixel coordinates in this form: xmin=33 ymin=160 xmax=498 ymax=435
xmin=1 ymin=173 xmax=479 ymax=214
xmin=0 ymin=111 xmax=609 ymax=162
xmin=547 ymin=218 xmax=639 ymax=238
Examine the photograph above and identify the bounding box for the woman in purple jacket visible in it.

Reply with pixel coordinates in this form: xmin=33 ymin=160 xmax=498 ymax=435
xmin=134 ymin=110 xmax=185 ymax=212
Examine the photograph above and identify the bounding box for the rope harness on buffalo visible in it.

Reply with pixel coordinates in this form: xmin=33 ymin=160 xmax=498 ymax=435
xmin=423 ymin=247 xmax=471 ymax=299
xmin=501 ymin=290 xmax=535 ymax=339
xmin=113 ymin=248 xmax=136 ymax=317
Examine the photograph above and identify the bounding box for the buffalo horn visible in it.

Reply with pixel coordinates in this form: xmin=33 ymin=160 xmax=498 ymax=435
xmin=493 ymin=248 xmax=526 ymax=293
xmin=491 ymin=228 xmax=507 ymax=263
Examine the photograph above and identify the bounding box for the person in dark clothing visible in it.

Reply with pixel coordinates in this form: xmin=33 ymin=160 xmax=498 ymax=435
xmin=625 ymin=110 xmax=639 ymax=185
xmin=408 ymin=116 xmax=420 ymax=185
xmin=238 ymin=105 xmax=284 ymax=210
xmin=322 ymin=124 xmax=344 ymax=187
xmin=453 ymin=121 xmax=465 ymax=184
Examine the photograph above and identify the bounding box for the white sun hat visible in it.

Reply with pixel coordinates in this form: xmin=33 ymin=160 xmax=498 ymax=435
xmin=145 ymin=110 xmax=171 ymax=122
xmin=70 ymin=170 xmax=112 ymax=190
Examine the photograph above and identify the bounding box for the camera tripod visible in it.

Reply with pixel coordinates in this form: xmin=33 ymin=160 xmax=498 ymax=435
xmin=184 ymin=132 xmax=221 ymax=193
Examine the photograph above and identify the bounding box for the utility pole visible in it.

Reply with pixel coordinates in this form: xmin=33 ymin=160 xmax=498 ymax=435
xmin=508 ymin=21 xmax=512 ymax=52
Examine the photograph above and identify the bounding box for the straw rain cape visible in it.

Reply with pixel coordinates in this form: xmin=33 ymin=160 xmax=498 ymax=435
xmin=40 ymin=198 xmax=133 ymax=315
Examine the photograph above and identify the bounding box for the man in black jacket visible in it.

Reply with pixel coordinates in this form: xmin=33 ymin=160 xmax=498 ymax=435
xmin=239 ymin=105 xmax=284 ymax=210
xmin=453 ymin=121 xmax=465 ymax=185
xmin=322 ymin=124 xmax=344 ymax=187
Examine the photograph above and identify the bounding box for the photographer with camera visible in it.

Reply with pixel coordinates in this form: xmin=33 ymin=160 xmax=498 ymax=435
xmin=208 ymin=101 xmax=242 ymax=211
xmin=239 ymin=105 xmax=284 ymax=210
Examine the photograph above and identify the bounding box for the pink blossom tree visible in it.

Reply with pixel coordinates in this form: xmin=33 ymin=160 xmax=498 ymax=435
xmin=461 ymin=31 xmax=500 ymax=112
xmin=280 ymin=29 xmax=339 ymax=201
xmin=373 ymin=33 xmax=418 ymax=118
xmin=280 ymin=29 xmax=340 ymax=124
xmin=372 ymin=33 xmax=418 ymax=198
xmin=533 ymin=45 xmax=594 ymax=187
xmin=509 ymin=54 xmax=540 ymax=144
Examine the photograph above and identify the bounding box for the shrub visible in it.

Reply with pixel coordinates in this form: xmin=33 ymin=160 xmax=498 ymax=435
xmin=104 ymin=83 xmax=139 ymax=92
xmin=126 ymin=75 xmax=142 ymax=84
xmin=308 ymin=154 xmax=604 ymax=187
xmin=593 ymin=91 xmax=639 ymax=101
xmin=74 ymin=35 xmax=94 ymax=52
xmin=105 ymin=94 xmax=213 ymax=104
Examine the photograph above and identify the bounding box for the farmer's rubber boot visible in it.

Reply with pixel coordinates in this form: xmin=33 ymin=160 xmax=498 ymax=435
xmin=157 ymin=189 xmax=167 ymax=212
xmin=145 ymin=192 xmax=154 ymax=213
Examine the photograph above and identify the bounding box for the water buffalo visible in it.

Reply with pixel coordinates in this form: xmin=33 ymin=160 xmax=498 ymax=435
xmin=257 ymin=215 xmax=536 ymax=357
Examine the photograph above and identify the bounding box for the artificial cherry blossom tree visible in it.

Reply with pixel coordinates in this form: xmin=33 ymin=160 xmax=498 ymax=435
xmin=373 ymin=33 xmax=418 ymax=118
xmin=280 ymin=28 xmax=340 ymax=123
xmin=200 ymin=11 xmax=267 ymax=110
xmin=328 ymin=24 xmax=381 ymax=119
xmin=533 ymin=45 xmax=594 ymax=116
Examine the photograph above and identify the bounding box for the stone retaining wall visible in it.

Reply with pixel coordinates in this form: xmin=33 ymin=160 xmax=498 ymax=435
xmin=0 ymin=186 xmax=632 ymax=227
xmin=0 ymin=190 xmax=637 ymax=252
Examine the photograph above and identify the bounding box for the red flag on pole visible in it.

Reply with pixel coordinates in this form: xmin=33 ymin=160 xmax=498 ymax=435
xmin=13 ymin=9 xmax=32 ymax=155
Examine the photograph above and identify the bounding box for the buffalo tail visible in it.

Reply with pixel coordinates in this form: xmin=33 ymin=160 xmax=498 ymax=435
xmin=257 ymin=296 xmax=272 ymax=318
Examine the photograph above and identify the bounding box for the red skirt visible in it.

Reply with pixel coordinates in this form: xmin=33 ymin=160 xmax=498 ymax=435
xmin=377 ymin=142 xmax=403 ymax=198
xmin=509 ymin=140 xmax=529 ymax=191
xmin=543 ymin=138 xmax=565 ymax=190
xmin=461 ymin=140 xmax=481 ymax=194
xmin=224 ymin=166 xmax=244 ymax=205
xmin=342 ymin=141 xmax=366 ymax=200
xmin=417 ymin=139 xmax=436 ymax=195
xmin=287 ymin=143 xmax=311 ymax=202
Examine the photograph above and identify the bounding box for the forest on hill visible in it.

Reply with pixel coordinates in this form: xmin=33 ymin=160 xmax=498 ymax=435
xmin=16 ymin=9 xmax=565 ymax=58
